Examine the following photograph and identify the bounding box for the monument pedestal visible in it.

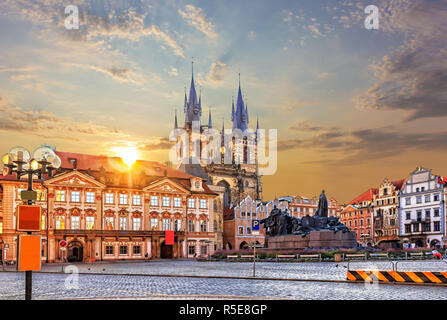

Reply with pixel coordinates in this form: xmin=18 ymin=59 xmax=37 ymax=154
xmin=266 ymin=230 xmax=357 ymax=250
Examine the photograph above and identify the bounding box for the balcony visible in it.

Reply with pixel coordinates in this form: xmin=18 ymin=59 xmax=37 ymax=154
xmin=54 ymin=230 xmax=185 ymax=237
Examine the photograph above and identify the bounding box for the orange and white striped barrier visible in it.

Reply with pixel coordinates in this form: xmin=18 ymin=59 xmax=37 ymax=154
xmin=347 ymin=270 xmax=447 ymax=284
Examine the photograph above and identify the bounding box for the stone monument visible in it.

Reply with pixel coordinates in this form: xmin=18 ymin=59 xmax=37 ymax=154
xmin=260 ymin=190 xmax=356 ymax=249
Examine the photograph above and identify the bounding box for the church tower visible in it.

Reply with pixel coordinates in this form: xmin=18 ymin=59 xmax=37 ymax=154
xmin=174 ymin=64 xmax=263 ymax=208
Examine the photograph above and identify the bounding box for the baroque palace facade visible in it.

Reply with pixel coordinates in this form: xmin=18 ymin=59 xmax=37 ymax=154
xmin=0 ymin=151 xmax=218 ymax=263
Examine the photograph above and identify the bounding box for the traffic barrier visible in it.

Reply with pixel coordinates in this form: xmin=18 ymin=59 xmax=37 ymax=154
xmin=347 ymin=270 xmax=447 ymax=284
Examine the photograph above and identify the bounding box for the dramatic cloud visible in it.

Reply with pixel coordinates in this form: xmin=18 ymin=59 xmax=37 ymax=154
xmin=0 ymin=96 xmax=123 ymax=140
xmin=282 ymin=120 xmax=447 ymax=165
xmin=355 ymin=0 xmax=447 ymax=121
xmin=197 ymin=61 xmax=228 ymax=88
xmin=178 ymin=5 xmax=218 ymax=39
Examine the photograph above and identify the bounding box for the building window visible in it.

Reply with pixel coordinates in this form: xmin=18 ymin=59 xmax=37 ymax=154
xmin=163 ymin=197 xmax=170 ymax=207
xmin=405 ymin=198 xmax=411 ymax=205
xmin=175 ymin=219 xmax=181 ymax=231
xmin=56 ymin=190 xmax=65 ymax=202
xmin=119 ymin=217 xmax=128 ymax=230
xmin=150 ymin=196 xmax=158 ymax=206
xmin=151 ymin=218 xmax=158 ymax=231
xmin=425 ymin=209 xmax=430 ymax=218
xmin=133 ymin=246 xmax=141 ymax=255
xmin=105 ymin=246 xmax=113 ymax=255
xmin=41 ymin=216 xmax=45 ymax=230
xmin=246 ymin=227 xmax=252 ymax=235
xmin=163 ymin=218 xmax=171 ymax=231
xmin=200 ymin=220 xmax=207 ymax=232
xmin=405 ymin=224 xmax=411 ymax=233
xmin=238 ymin=226 xmax=244 ymax=234
xmin=434 ymin=221 xmax=440 ymax=232
xmin=71 ymin=216 xmax=80 ymax=229
xmin=416 ymin=196 xmax=422 ymax=204
xmin=189 ymin=245 xmax=195 ymax=255
xmin=55 ymin=216 xmax=65 ymax=229
xmin=360 ymin=219 xmax=363 ymax=226
xmin=425 ymin=195 xmax=430 ymax=203
xmin=188 ymin=219 xmax=195 ymax=232
xmin=201 ymin=246 xmax=207 ymax=255
xmin=86 ymin=216 xmax=94 ymax=230
xmin=200 ymin=199 xmax=207 ymax=209
xmin=174 ymin=197 xmax=181 ymax=207
xmin=85 ymin=192 xmax=95 ymax=203
xmin=71 ymin=191 xmax=80 ymax=203
xmin=105 ymin=217 xmax=114 ymax=230
xmin=406 ymin=212 xmax=411 ymax=220
xmin=422 ymin=223 xmax=431 ymax=232
xmin=434 ymin=208 xmax=440 ymax=217
xmin=133 ymin=218 xmax=141 ymax=231
xmin=105 ymin=193 xmax=114 ymax=204
xmin=133 ymin=195 xmax=141 ymax=206
xmin=119 ymin=194 xmax=128 ymax=205
xmin=413 ymin=224 xmax=419 ymax=232
xmin=417 ymin=211 xmax=422 ymax=221
xmin=119 ymin=246 xmax=128 ymax=255
xmin=188 ymin=198 xmax=195 ymax=208
xmin=434 ymin=194 xmax=440 ymax=201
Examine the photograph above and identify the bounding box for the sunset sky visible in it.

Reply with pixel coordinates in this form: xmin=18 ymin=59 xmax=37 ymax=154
xmin=0 ymin=0 xmax=446 ymax=203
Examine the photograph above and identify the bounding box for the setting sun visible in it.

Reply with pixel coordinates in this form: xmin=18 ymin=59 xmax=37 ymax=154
xmin=113 ymin=146 xmax=138 ymax=167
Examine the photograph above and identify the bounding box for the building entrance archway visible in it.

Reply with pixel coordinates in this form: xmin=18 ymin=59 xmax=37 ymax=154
xmin=67 ymin=241 xmax=83 ymax=262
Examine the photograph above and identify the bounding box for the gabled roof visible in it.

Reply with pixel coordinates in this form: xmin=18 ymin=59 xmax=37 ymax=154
xmin=391 ymin=179 xmax=406 ymax=191
xmin=347 ymin=188 xmax=378 ymax=206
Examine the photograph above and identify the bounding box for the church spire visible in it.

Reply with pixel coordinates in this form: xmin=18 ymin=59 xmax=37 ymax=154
xmin=232 ymin=74 xmax=248 ymax=131
xmin=184 ymin=59 xmax=201 ymax=124
xmin=208 ymin=107 xmax=212 ymax=128
xmin=174 ymin=109 xmax=178 ymax=129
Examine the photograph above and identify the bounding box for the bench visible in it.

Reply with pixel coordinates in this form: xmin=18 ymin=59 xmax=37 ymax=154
xmin=344 ymin=254 xmax=367 ymax=260
xmin=369 ymin=253 xmax=389 ymax=260
xmin=406 ymin=252 xmax=424 ymax=260
xmin=299 ymin=254 xmax=321 ymax=261
xmin=240 ymin=255 xmax=255 ymax=260
xmin=226 ymin=255 xmax=239 ymax=260
xmin=276 ymin=254 xmax=297 ymax=262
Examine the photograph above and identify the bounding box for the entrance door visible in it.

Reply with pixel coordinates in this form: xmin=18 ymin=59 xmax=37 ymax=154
xmin=67 ymin=241 xmax=83 ymax=262
xmin=160 ymin=241 xmax=173 ymax=259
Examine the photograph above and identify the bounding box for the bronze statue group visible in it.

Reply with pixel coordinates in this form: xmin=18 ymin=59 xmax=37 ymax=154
xmin=260 ymin=190 xmax=349 ymax=237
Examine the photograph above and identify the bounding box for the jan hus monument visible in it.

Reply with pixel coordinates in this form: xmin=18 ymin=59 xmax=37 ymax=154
xmin=260 ymin=190 xmax=357 ymax=249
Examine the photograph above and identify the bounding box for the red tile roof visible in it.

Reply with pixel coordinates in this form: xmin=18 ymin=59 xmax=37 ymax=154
xmin=347 ymin=188 xmax=378 ymax=206
xmin=391 ymin=179 xmax=406 ymax=191
xmin=55 ymin=151 xmax=193 ymax=179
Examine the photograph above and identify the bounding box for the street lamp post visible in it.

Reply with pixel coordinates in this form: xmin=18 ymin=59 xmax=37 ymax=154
xmin=2 ymin=146 xmax=61 ymax=300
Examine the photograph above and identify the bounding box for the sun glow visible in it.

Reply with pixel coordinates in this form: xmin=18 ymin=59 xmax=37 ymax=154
xmin=113 ymin=146 xmax=138 ymax=167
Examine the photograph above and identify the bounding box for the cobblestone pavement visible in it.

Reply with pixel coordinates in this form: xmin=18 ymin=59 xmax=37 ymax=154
xmin=0 ymin=271 xmax=446 ymax=300
xmin=38 ymin=259 xmax=447 ymax=281
xmin=0 ymin=260 xmax=446 ymax=300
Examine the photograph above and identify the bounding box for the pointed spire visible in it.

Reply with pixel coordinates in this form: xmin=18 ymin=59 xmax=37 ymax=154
xmin=245 ymin=94 xmax=249 ymax=124
xmin=208 ymin=107 xmax=212 ymax=128
xmin=231 ymin=96 xmax=235 ymax=122
xmin=233 ymin=73 xmax=248 ymax=131
xmin=174 ymin=109 xmax=178 ymax=129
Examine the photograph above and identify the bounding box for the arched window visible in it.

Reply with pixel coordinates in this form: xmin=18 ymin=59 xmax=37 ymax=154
xmin=217 ymin=180 xmax=231 ymax=209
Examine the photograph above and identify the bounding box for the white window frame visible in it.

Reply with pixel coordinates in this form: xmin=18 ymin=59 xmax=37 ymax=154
xmin=200 ymin=199 xmax=207 ymax=209
xmin=174 ymin=197 xmax=181 ymax=207
xmin=133 ymin=217 xmax=141 ymax=231
xmin=150 ymin=196 xmax=158 ymax=206
xmin=85 ymin=192 xmax=95 ymax=203
xmin=133 ymin=195 xmax=141 ymax=206
xmin=119 ymin=194 xmax=128 ymax=205
xmin=105 ymin=193 xmax=114 ymax=204
xmin=71 ymin=191 xmax=80 ymax=203
xmin=71 ymin=216 xmax=80 ymax=230
xmin=162 ymin=197 xmax=170 ymax=207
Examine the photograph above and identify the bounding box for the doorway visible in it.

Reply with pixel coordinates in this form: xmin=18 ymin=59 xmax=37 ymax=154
xmin=67 ymin=241 xmax=83 ymax=262
xmin=160 ymin=241 xmax=173 ymax=259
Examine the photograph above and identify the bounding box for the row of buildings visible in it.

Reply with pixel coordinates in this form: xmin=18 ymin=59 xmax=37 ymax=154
xmin=340 ymin=166 xmax=446 ymax=249
xmin=223 ymin=167 xmax=447 ymax=251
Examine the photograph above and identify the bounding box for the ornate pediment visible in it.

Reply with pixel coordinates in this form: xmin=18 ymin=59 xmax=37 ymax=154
xmin=143 ymin=178 xmax=189 ymax=194
xmin=45 ymin=171 xmax=105 ymax=188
